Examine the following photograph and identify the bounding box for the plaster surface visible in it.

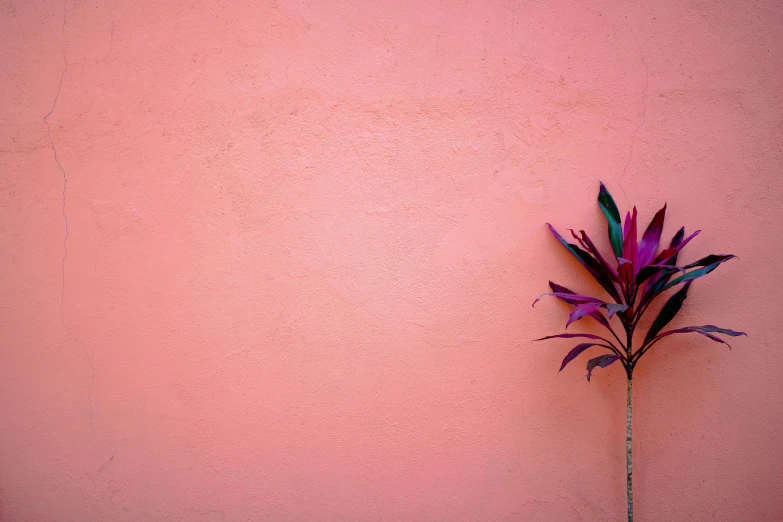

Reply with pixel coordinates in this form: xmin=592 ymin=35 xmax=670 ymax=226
xmin=1 ymin=0 xmax=782 ymax=520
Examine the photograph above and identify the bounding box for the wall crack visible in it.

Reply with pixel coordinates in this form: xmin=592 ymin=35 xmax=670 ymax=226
xmin=44 ymin=2 xmax=96 ymax=427
xmin=619 ymin=46 xmax=649 ymax=208
xmin=44 ymin=3 xmax=68 ymax=317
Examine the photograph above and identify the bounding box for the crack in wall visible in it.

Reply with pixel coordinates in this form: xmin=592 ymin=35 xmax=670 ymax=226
xmin=619 ymin=46 xmax=649 ymax=208
xmin=44 ymin=3 xmax=68 ymax=320
xmin=44 ymin=2 xmax=96 ymax=427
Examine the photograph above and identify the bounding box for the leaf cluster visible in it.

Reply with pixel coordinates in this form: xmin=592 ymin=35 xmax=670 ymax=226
xmin=534 ymin=183 xmax=745 ymax=381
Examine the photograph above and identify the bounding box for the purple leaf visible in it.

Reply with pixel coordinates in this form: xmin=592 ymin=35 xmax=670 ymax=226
xmin=638 ymin=204 xmax=667 ymax=268
xmin=640 ymin=228 xmax=690 ymax=309
xmin=623 ymin=211 xmax=632 ymax=244
xmin=567 ymin=303 xmax=603 ymax=328
xmin=654 ymin=328 xmax=737 ymax=349
xmin=548 ymin=282 xmax=613 ymax=330
xmin=605 ymin=303 xmax=629 ymax=318
xmin=534 ymin=292 xmax=628 ymax=325
xmin=622 ymin=207 xmax=638 ymax=276
xmin=688 ymin=325 xmax=747 ymax=337
xmin=577 ymin=230 xmax=620 ymax=281
xmin=639 ymin=230 xmax=707 ymax=309
xmin=649 ymin=325 xmax=747 ymax=352
xmin=586 ymin=354 xmax=621 ymax=381
xmin=568 ymin=228 xmax=590 ymax=252
xmin=668 ymin=227 xmax=686 ymax=255
xmin=535 ymin=333 xmax=609 ymax=342
xmin=547 ymin=282 xmax=583 ymax=305
xmin=653 ymin=230 xmax=700 ymax=265
xmin=560 ymin=343 xmax=607 ymax=372
xmin=650 ymin=227 xmax=686 ymax=287
xmin=533 ymin=292 xmax=603 ymax=307
xmin=547 ymin=224 xmax=623 ymax=302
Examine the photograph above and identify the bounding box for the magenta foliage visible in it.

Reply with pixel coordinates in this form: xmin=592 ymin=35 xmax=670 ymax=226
xmin=534 ymin=182 xmax=745 ymax=381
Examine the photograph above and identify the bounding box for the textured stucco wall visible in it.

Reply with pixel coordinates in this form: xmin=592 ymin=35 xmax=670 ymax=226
xmin=1 ymin=0 xmax=782 ymax=520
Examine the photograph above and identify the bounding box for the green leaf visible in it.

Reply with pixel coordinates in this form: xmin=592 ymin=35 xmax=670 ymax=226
xmin=661 ymin=258 xmax=732 ymax=292
xmin=683 ymin=254 xmax=735 ymax=269
xmin=598 ymin=182 xmax=624 ymax=258
xmin=644 ymin=282 xmax=691 ymax=346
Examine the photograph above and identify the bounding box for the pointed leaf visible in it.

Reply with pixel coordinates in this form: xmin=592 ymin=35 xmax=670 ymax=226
xmin=560 ymin=343 xmax=615 ymax=371
xmin=568 ymin=229 xmax=591 ymax=252
xmin=644 ymin=282 xmax=691 ymax=345
xmin=547 ymin=282 xmax=583 ymax=306
xmin=683 ymin=254 xmax=735 ymax=269
xmin=688 ymin=325 xmax=747 ymax=337
xmin=578 ymin=230 xmax=620 ymax=281
xmin=654 ymin=327 xmax=739 ymax=349
xmin=623 ymin=211 xmax=632 ymax=243
xmin=638 ymin=204 xmax=667 ymax=268
xmin=534 ymin=292 xmax=628 ymax=324
xmin=548 ymin=282 xmax=613 ymax=330
xmin=546 ymin=224 xmax=623 ymax=302
xmin=533 ymin=292 xmax=603 ymax=307
xmin=586 ymin=354 xmax=620 ymax=381
xmin=619 ymin=209 xmax=638 ymax=291
xmin=598 ymin=182 xmax=624 ymax=258
xmin=661 ymin=257 xmax=735 ymax=292
xmin=622 ymin=207 xmax=638 ymax=274
xmin=567 ymin=303 xmax=603 ymax=328
xmin=635 ymin=264 xmax=686 ymax=286
xmin=668 ymin=227 xmax=686 ymax=255
xmin=640 ymin=232 xmax=718 ymax=310
xmin=653 ymin=230 xmax=700 ymax=265
xmin=657 ymin=227 xmax=685 ymax=284
xmin=644 ymin=227 xmax=688 ymax=299
xmin=535 ymin=333 xmax=609 ymax=342
xmin=605 ymin=303 xmax=629 ymax=318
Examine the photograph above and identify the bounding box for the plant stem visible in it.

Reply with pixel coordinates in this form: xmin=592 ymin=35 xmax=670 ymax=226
xmin=627 ymin=376 xmax=634 ymax=522
xmin=625 ymin=324 xmax=634 ymax=522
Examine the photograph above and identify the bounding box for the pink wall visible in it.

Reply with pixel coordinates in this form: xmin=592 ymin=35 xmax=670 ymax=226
xmin=1 ymin=0 xmax=782 ymax=520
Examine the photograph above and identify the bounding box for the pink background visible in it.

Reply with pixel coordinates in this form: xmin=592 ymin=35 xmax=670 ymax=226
xmin=1 ymin=0 xmax=782 ymax=520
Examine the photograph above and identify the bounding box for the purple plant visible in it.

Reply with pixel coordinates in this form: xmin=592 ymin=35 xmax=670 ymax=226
xmin=533 ymin=182 xmax=745 ymax=522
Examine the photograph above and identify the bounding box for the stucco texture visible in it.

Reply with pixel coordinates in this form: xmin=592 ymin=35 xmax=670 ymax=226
xmin=1 ymin=0 xmax=782 ymax=520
